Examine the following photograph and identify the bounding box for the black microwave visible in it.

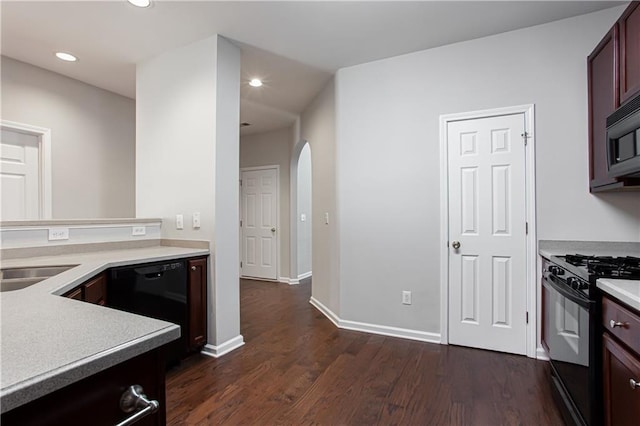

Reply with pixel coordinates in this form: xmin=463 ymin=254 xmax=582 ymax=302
xmin=607 ymin=94 xmax=640 ymax=178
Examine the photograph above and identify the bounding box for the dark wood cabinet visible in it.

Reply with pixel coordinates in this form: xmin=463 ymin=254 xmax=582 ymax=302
xmin=64 ymin=272 xmax=107 ymax=305
xmin=588 ymin=26 xmax=619 ymax=191
xmin=619 ymin=2 xmax=640 ymax=104
xmin=187 ymin=257 xmax=208 ymax=350
xmin=602 ymin=295 xmax=640 ymax=426
xmin=1 ymin=348 xmax=166 ymax=426
xmin=588 ymin=1 xmax=640 ymax=192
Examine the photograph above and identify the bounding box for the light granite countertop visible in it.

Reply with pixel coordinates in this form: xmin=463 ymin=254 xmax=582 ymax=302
xmin=597 ymin=279 xmax=640 ymax=311
xmin=538 ymin=240 xmax=640 ymax=260
xmin=0 ymin=245 xmax=209 ymax=413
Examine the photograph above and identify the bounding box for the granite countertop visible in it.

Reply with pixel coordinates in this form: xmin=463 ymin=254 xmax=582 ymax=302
xmin=597 ymin=279 xmax=640 ymax=311
xmin=0 ymin=245 xmax=209 ymax=413
xmin=538 ymin=240 xmax=640 ymax=260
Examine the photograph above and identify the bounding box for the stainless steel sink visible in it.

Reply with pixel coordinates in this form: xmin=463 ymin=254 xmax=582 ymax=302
xmin=0 ymin=265 xmax=76 ymax=292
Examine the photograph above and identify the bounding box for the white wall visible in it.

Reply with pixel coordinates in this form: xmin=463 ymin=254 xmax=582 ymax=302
xmin=1 ymin=57 xmax=135 ymax=218
xmin=300 ymin=78 xmax=340 ymax=313
xmin=213 ymin=36 xmax=241 ymax=345
xmin=297 ymin=142 xmax=312 ymax=276
xmin=240 ymin=126 xmax=293 ymax=280
xmin=334 ymin=6 xmax=639 ymax=335
xmin=137 ymin=35 xmax=242 ymax=349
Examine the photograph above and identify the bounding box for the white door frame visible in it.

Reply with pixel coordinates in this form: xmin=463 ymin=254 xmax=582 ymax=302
xmin=240 ymin=165 xmax=280 ymax=281
xmin=1 ymin=120 xmax=52 ymax=219
xmin=439 ymin=104 xmax=537 ymax=358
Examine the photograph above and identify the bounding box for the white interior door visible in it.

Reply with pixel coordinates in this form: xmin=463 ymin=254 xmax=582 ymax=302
xmin=241 ymin=168 xmax=278 ymax=280
xmin=447 ymin=113 xmax=527 ymax=355
xmin=1 ymin=128 xmax=41 ymax=220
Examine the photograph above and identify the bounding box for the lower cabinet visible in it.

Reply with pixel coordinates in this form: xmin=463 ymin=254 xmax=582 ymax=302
xmin=187 ymin=257 xmax=208 ymax=351
xmin=63 ymin=272 xmax=107 ymax=305
xmin=1 ymin=348 xmax=166 ymax=426
xmin=602 ymin=295 xmax=640 ymax=426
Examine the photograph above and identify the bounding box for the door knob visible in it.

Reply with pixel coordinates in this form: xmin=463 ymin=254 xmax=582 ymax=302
xmin=452 ymin=241 xmax=461 ymax=250
xmin=271 ymin=228 xmax=276 ymax=233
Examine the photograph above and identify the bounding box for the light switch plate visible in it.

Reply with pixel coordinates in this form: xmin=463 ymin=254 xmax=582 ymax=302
xmin=301 ymin=213 xmax=306 ymax=222
xmin=48 ymin=227 xmax=69 ymax=241
xmin=176 ymin=214 xmax=184 ymax=230
xmin=132 ymin=226 xmax=146 ymax=236
xmin=324 ymin=212 xmax=329 ymax=224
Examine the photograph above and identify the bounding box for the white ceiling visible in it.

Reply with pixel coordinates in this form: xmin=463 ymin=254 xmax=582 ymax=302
xmin=1 ymin=1 xmax=624 ymax=135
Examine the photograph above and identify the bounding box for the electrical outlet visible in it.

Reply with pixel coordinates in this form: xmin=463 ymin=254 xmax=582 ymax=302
xmin=324 ymin=212 xmax=329 ymax=224
xmin=176 ymin=214 xmax=184 ymax=230
xmin=132 ymin=226 xmax=146 ymax=236
xmin=300 ymin=213 xmax=306 ymax=222
xmin=193 ymin=212 xmax=201 ymax=229
xmin=402 ymin=291 xmax=412 ymax=305
xmin=48 ymin=227 xmax=69 ymax=241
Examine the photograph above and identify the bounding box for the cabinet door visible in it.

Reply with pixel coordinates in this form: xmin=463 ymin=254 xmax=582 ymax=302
xmin=603 ymin=333 xmax=640 ymax=426
xmin=588 ymin=26 xmax=619 ymax=190
xmin=66 ymin=287 xmax=82 ymax=300
xmin=187 ymin=257 xmax=207 ymax=350
xmin=620 ymin=2 xmax=640 ymax=104
xmin=83 ymin=273 xmax=107 ymax=305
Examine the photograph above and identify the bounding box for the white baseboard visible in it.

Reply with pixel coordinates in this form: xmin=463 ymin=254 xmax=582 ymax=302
xmin=297 ymin=271 xmax=312 ymax=280
xmin=201 ymin=335 xmax=244 ymax=358
xmin=536 ymin=346 xmax=549 ymax=361
xmin=309 ymin=296 xmax=340 ymax=327
xmin=279 ymin=276 xmax=300 ymax=285
xmin=309 ymin=297 xmax=441 ymax=344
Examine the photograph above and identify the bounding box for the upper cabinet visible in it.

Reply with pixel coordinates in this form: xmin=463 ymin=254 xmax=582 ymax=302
xmin=620 ymin=2 xmax=640 ymax=104
xmin=588 ymin=2 xmax=640 ymax=192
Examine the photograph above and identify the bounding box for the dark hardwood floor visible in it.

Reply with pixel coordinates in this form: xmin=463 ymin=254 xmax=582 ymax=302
xmin=166 ymin=278 xmax=564 ymax=425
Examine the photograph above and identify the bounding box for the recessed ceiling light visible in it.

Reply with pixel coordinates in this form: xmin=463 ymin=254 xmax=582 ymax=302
xmin=55 ymin=52 xmax=77 ymax=62
xmin=249 ymin=78 xmax=263 ymax=88
xmin=127 ymin=0 xmax=151 ymax=8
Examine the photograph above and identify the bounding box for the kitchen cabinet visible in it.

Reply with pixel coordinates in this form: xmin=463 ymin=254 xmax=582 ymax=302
xmin=1 ymin=347 xmax=166 ymax=426
xmin=619 ymin=2 xmax=640 ymax=104
xmin=588 ymin=1 xmax=640 ymax=192
xmin=602 ymin=295 xmax=640 ymax=426
xmin=187 ymin=257 xmax=207 ymax=351
xmin=63 ymin=272 xmax=107 ymax=305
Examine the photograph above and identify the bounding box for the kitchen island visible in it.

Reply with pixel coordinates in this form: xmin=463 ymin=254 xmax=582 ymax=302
xmin=0 ymin=245 xmax=208 ymax=423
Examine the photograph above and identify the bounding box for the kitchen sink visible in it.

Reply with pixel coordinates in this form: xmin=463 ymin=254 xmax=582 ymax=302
xmin=0 ymin=265 xmax=77 ymax=292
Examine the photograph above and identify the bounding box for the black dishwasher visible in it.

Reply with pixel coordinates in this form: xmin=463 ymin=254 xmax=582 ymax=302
xmin=108 ymin=260 xmax=187 ymax=366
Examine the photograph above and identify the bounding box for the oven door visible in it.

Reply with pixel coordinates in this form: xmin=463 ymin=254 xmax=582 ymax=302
xmin=542 ymin=273 xmax=594 ymax=425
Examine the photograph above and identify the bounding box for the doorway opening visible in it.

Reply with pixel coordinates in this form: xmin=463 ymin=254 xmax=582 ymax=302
xmin=290 ymin=140 xmax=312 ymax=284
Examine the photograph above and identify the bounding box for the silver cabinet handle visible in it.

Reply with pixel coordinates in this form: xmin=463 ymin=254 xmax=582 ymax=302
xmin=451 ymin=241 xmax=461 ymax=250
xmin=116 ymin=385 xmax=159 ymax=426
xmin=610 ymin=320 xmax=628 ymax=328
xmin=630 ymin=379 xmax=640 ymax=390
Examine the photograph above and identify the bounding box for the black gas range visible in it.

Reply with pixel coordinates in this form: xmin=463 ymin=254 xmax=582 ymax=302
xmin=542 ymin=254 xmax=640 ymax=426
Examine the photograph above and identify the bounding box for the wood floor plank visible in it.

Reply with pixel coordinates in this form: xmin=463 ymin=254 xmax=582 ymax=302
xmin=166 ymin=279 xmax=564 ymax=425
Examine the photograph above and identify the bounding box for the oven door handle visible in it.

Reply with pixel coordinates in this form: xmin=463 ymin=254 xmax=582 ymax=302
xmin=542 ymin=274 xmax=593 ymax=310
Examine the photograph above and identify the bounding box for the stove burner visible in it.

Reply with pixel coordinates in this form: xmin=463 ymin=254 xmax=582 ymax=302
xmin=564 ymin=254 xmax=640 ymax=278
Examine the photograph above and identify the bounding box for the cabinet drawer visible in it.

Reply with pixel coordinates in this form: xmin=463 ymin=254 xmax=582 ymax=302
xmin=603 ymin=295 xmax=640 ymax=353
xmin=603 ymin=333 xmax=640 ymax=426
xmin=84 ymin=274 xmax=107 ymax=305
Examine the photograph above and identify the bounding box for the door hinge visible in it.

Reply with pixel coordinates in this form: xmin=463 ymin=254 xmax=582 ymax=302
xmin=526 ymin=222 xmax=528 ymax=234
xmin=526 ymin=312 xmax=529 ymax=324
xmin=240 ymin=261 xmax=243 ymax=268
xmin=239 ymin=179 xmax=242 ymax=187
xmin=240 ymin=219 xmax=242 ymax=227
xmin=521 ymin=131 xmax=531 ymax=146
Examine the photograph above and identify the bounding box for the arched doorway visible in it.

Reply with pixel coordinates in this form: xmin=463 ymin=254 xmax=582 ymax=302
xmin=290 ymin=139 xmax=312 ymax=283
